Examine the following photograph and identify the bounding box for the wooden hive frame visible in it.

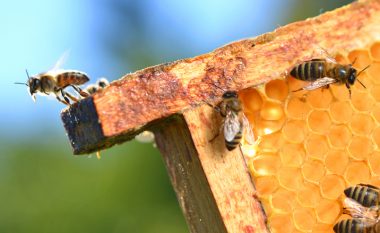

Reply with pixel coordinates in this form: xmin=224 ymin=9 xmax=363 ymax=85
xmin=61 ymin=1 xmax=380 ymax=232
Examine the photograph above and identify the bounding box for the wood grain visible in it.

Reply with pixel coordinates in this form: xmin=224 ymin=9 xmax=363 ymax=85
xmin=61 ymin=0 xmax=380 ymax=154
xmin=154 ymin=105 xmax=268 ymax=233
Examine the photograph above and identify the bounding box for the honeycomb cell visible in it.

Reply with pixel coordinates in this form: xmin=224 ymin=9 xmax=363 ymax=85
xmin=265 ymin=79 xmax=289 ymax=102
xmin=286 ymin=97 xmax=311 ymax=120
xmin=344 ymin=162 xmax=371 ymax=185
xmin=348 ymin=49 xmax=372 ymax=70
xmin=351 ymin=91 xmax=375 ymax=112
xmin=368 ymin=62 xmax=380 ymax=84
xmin=260 ymin=101 xmax=284 ymax=121
xmin=330 ymin=85 xmax=350 ymax=101
xmin=348 ymin=136 xmax=373 ymax=160
xmin=288 ymin=77 xmax=308 ymax=93
xmin=270 ymin=189 xmax=294 ymax=213
xmin=327 ymin=125 xmax=351 ymax=148
xmin=277 ymin=167 xmax=303 ymax=191
xmin=282 ymin=120 xmax=306 ymax=143
xmin=370 ymin=42 xmax=380 ymax=60
xmin=240 ymin=88 xmax=263 ymax=113
xmin=368 ymin=151 xmax=380 ymax=176
xmin=329 ymin=101 xmax=353 ymax=123
xmin=319 ymin=175 xmax=345 ymax=200
xmin=306 ymin=88 xmax=333 ymax=109
xmin=350 ymin=113 xmax=375 ymax=135
xmin=301 ymin=160 xmax=325 ymax=183
xmin=255 ymin=118 xmax=285 ymax=136
xmin=335 ymin=53 xmax=349 ymax=64
xmin=372 ymin=127 xmax=380 ymax=147
xmin=280 ymin=143 xmax=305 ymax=167
xmin=370 ymin=86 xmax=380 ymax=102
xmin=308 ymin=110 xmax=331 ymax=134
xmin=315 ymin=199 xmax=341 ymax=224
xmin=251 ymin=153 xmax=281 ymax=176
xmin=325 ymin=150 xmax=349 ymax=175
xmin=296 ymin=183 xmax=322 ymax=208
xmin=270 ymin=214 xmax=294 ymax=233
xmin=313 ymin=224 xmax=335 ymax=233
xmin=293 ymin=207 xmax=316 ymax=232
xmin=257 ymin=132 xmax=284 ymax=152
xmin=305 ymin=134 xmax=328 ymax=160
xmin=372 ymin=104 xmax=380 ymax=123
xmin=255 ymin=176 xmax=279 ymax=197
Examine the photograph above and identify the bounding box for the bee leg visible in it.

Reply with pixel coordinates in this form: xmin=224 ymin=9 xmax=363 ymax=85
xmin=71 ymin=85 xmax=89 ymax=98
xmin=346 ymin=83 xmax=352 ymax=98
xmin=55 ymin=94 xmax=70 ymax=105
xmin=63 ymin=91 xmax=79 ymax=102
xmin=60 ymin=89 xmax=72 ymax=105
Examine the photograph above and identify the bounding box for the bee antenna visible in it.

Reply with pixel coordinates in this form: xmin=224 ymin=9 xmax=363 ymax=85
xmin=352 ymin=57 xmax=358 ymax=65
xmin=357 ymin=79 xmax=366 ymax=89
xmin=14 ymin=82 xmax=29 ymax=86
xmin=357 ymin=64 xmax=370 ymax=77
xmin=25 ymin=69 xmax=31 ymax=79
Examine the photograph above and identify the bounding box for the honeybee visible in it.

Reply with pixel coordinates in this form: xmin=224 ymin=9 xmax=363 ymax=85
xmin=345 ymin=184 xmax=380 ymax=208
xmin=216 ymin=91 xmax=255 ymax=151
xmin=334 ymin=218 xmax=380 ymax=233
xmin=290 ymin=56 xmax=369 ymax=97
xmin=343 ymin=197 xmax=380 ymax=223
xmin=84 ymin=78 xmax=110 ymax=95
xmin=15 ymin=54 xmax=89 ymax=105
xmin=135 ymin=131 xmax=155 ymax=144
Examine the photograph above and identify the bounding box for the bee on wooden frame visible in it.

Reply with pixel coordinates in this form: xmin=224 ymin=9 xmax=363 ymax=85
xmin=15 ymin=53 xmax=90 ymax=105
xmin=208 ymin=90 xmax=255 ymax=151
xmin=290 ymin=50 xmax=370 ymax=97
xmin=84 ymin=77 xmax=110 ymax=95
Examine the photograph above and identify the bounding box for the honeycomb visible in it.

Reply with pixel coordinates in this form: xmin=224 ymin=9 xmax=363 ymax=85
xmin=240 ymin=42 xmax=380 ymax=233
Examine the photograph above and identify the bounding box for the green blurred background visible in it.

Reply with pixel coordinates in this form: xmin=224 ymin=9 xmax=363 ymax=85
xmin=1 ymin=1 xmax=351 ymax=232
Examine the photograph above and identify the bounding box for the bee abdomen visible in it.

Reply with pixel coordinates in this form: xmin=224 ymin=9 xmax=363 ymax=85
xmin=290 ymin=61 xmax=325 ymax=81
xmin=333 ymin=219 xmax=367 ymax=233
xmin=225 ymin=132 xmax=242 ymax=151
xmin=57 ymin=71 xmax=89 ymax=87
xmin=344 ymin=185 xmax=380 ymax=207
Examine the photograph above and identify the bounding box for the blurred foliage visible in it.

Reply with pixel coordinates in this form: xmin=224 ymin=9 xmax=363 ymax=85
xmin=0 ymin=139 xmax=187 ymax=233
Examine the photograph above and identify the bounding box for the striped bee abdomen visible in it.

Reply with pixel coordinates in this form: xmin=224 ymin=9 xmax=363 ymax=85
xmin=290 ymin=59 xmax=325 ymax=81
xmin=344 ymin=185 xmax=380 ymax=207
xmin=333 ymin=219 xmax=367 ymax=233
xmin=225 ymin=128 xmax=242 ymax=151
xmin=57 ymin=71 xmax=89 ymax=88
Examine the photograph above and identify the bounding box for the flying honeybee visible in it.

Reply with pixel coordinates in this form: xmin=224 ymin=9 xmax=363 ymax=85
xmin=333 ymin=218 xmax=380 ymax=233
xmin=345 ymin=184 xmax=380 ymax=208
xmin=290 ymin=54 xmax=369 ymax=97
xmin=15 ymin=53 xmax=90 ymax=105
xmin=214 ymin=91 xmax=255 ymax=151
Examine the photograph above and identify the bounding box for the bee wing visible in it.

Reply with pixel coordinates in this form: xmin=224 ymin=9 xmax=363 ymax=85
xmin=316 ymin=46 xmax=338 ymax=64
xmin=242 ymin=114 xmax=255 ymax=145
xmin=51 ymin=50 xmax=70 ymax=71
xmin=343 ymin=198 xmax=379 ymax=224
xmin=224 ymin=111 xmax=241 ymax=142
xmin=301 ymin=77 xmax=337 ymax=91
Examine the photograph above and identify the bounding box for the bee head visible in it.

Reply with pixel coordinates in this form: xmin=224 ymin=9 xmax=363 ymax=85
xmin=347 ymin=67 xmax=357 ymax=85
xmin=222 ymin=91 xmax=238 ymax=99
